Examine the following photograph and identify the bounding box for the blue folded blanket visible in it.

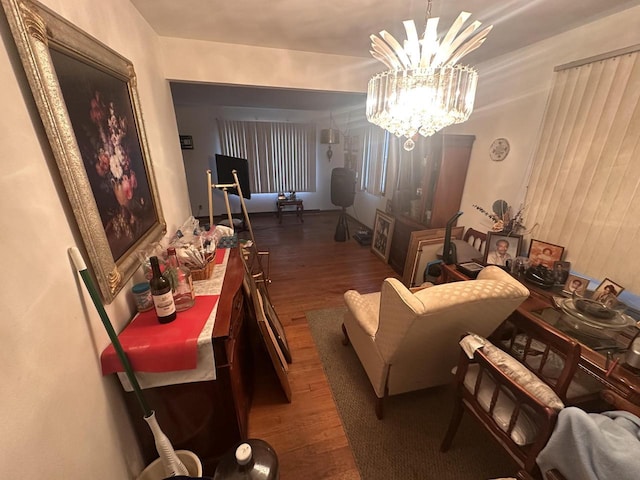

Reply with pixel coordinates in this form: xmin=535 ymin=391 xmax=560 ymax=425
xmin=537 ymin=407 xmax=640 ymax=480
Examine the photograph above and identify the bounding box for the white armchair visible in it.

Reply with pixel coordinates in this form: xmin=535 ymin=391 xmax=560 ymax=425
xmin=342 ymin=266 xmax=530 ymax=418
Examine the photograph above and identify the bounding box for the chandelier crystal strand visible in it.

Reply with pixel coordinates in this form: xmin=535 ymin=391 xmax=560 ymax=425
xmin=366 ymin=4 xmax=491 ymax=150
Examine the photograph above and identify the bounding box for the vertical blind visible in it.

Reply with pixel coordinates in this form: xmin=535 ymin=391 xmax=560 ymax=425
xmin=216 ymin=119 xmax=316 ymax=193
xmin=360 ymin=126 xmax=390 ymax=195
xmin=525 ymin=47 xmax=640 ymax=293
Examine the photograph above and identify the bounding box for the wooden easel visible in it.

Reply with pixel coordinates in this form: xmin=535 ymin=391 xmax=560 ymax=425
xmin=207 ymin=169 xmax=270 ymax=282
xmin=207 ymin=170 xmax=290 ymax=395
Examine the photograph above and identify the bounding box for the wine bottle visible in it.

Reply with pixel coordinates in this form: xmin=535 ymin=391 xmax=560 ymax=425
xmin=166 ymin=247 xmax=195 ymax=312
xmin=149 ymin=255 xmax=177 ymax=323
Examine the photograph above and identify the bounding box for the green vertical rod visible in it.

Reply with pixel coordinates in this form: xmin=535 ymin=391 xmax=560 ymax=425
xmin=69 ymin=247 xmax=151 ymax=417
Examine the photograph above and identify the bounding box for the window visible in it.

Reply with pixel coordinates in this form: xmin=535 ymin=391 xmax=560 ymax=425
xmin=216 ymin=119 xmax=316 ymax=193
xmin=525 ymin=46 xmax=640 ymax=293
xmin=359 ymin=126 xmax=390 ymax=195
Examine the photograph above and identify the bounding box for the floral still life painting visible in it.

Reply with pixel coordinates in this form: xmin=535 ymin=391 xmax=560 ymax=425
xmin=51 ymin=49 xmax=157 ymax=261
xmin=2 ymin=0 xmax=165 ymax=303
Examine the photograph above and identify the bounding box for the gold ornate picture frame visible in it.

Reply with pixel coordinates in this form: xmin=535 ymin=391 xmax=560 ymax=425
xmin=2 ymin=0 xmax=166 ymax=303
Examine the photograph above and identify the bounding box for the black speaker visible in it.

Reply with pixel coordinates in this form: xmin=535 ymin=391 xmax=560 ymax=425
xmin=331 ymin=168 xmax=356 ymax=208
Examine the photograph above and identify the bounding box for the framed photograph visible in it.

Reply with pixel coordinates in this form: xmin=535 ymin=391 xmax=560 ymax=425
xmin=563 ymin=274 xmax=590 ymax=296
xmin=257 ymin=282 xmax=292 ymax=364
xmin=401 ymin=226 xmax=464 ymax=287
xmin=483 ymin=232 xmax=523 ymax=267
xmin=2 ymin=0 xmax=166 ymax=303
xmin=239 ymin=252 xmax=291 ymax=402
xmin=593 ymin=278 xmax=624 ymax=305
xmin=179 ymin=135 xmax=194 ymax=150
xmin=457 ymin=261 xmax=485 ymax=279
xmin=527 ymin=239 xmax=565 ymax=269
xmin=371 ymin=209 xmax=395 ymax=262
xmin=553 ymin=261 xmax=571 ymax=286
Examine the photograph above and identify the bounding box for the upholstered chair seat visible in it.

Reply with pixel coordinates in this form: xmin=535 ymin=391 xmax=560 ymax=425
xmin=342 ymin=266 xmax=530 ymax=418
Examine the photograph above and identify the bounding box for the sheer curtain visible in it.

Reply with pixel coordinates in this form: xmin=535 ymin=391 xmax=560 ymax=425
xmin=216 ymin=119 xmax=316 ymax=193
xmin=525 ymin=46 xmax=640 ymax=293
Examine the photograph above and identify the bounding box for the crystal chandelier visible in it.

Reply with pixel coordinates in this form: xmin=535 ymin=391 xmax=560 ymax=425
xmin=366 ymin=0 xmax=492 ymax=151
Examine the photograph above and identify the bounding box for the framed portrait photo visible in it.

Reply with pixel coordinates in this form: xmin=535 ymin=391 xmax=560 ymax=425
xmin=528 ymin=239 xmax=565 ymax=269
xmin=553 ymin=261 xmax=571 ymax=286
xmin=483 ymin=232 xmax=523 ymax=267
xmin=2 ymin=0 xmax=166 ymax=303
xmin=593 ymin=278 xmax=624 ymax=304
xmin=562 ymin=274 xmax=589 ymax=296
xmin=371 ymin=209 xmax=395 ymax=262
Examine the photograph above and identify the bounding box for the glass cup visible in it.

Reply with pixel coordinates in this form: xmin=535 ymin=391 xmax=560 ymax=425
xmin=512 ymin=256 xmax=529 ymax=277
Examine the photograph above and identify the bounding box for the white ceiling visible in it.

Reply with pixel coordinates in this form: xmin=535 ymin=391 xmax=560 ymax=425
xmin=132 ymin=0 xmax=638 ymax=109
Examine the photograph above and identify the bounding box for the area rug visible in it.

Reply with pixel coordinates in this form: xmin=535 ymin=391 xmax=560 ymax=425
xmin=307 ymin=307 xmax=518 ymax=480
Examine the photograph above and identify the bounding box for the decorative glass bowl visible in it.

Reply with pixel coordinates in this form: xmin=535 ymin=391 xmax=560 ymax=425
xmin=572 ymin=289 xmax=627 ymax=319
xmin=553 ymin=290 xmax=634 ymax=338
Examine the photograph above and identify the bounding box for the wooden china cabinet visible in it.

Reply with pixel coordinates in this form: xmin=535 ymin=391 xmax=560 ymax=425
xmin=388 ymin=133 xmax=475 ymax=274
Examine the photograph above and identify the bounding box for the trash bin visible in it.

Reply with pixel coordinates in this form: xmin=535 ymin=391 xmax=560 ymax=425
xmin=137 ymin=450 xmax=202 ymax=480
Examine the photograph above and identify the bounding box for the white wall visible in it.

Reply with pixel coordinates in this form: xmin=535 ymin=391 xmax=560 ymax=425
xmin=160 ymin=36 xmax=380 ymax=94
xmin=449 ymin=5 xmax=640 ymax=240
xmin=162 ymin=37 xmax=381 ymax=223
xmin=174 ymin=104 xmax=347 ymax=219
xmin=0 ymin=0 xmax=190 ymax=478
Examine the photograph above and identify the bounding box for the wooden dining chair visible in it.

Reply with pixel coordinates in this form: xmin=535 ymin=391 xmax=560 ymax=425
xmin=463 ymin=227 xmax=487 ymax=254
xmin=441 ymin=312 xmax=581 ymax=476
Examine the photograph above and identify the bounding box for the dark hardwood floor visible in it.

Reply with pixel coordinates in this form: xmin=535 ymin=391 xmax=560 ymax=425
xmin=242 ymin=210 xmax=398 ymax=479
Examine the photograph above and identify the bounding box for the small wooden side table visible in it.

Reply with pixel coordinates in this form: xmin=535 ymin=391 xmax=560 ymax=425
xmin=276 ymin=198 xmax=304 ymax=223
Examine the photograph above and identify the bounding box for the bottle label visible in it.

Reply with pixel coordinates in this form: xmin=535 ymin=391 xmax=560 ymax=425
xmin=153 ymin=291 xmax=176 ymax=316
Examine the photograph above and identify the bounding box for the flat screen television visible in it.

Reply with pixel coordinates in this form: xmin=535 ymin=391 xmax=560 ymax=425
xmin=215 ymin=154 xmax=251 ymax=199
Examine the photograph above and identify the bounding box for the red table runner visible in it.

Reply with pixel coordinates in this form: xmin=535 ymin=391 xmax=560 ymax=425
xmin=100 ymin=295 xmax=219 ymax=374
xmin=100 ymin=249 xmax=228 ymax=375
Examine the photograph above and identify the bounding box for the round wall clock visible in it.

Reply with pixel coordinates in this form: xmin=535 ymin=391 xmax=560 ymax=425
xmin=489 ymin=138 xmax=510 ymax=161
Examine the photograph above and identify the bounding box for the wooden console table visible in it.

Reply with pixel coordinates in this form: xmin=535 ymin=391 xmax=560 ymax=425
xmin=121 ymin=248 xmax=253 ymax=475
xmin=276 ymin=198 xmax=304 ymax=223
xmin=441 ymin=263 xmax=640 ymax=406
